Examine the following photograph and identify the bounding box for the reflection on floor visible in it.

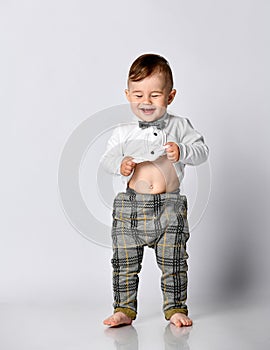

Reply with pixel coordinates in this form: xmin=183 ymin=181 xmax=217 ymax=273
xmin=0 ymin=299 xmax=269 ymax=350
xmin=105 ymin=323 xmax=191 ymax=350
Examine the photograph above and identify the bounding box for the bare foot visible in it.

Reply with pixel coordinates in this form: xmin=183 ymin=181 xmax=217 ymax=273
xmin=170 ymin=313 xmax=193 ymax=328
xmin=103 ymin=312 xmax=133 ymax=327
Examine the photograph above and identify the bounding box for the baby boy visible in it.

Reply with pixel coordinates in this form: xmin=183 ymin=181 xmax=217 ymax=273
xmin=101 ymin=53 xmax=209 ymax=327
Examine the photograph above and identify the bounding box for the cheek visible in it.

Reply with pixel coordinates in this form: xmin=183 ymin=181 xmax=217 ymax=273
xmin=129 ymin=103 xmax=142 ymax=118
xmin=130 ymin=102 xmax=140 ymax=109
xmin=156 ymin=97 xmax=168 ymax=107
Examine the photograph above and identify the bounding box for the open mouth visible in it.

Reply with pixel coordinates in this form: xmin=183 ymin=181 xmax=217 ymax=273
xmin=139 ymin=107 xmax=156 ymax=115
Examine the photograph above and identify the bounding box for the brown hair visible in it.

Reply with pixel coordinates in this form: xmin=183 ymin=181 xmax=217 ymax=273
xmin=128 ymin=53 xmax=174 ymax=91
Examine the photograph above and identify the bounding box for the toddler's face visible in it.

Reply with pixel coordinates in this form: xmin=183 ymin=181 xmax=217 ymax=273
xmin=125 ymin=71 xmax=176 ymax=122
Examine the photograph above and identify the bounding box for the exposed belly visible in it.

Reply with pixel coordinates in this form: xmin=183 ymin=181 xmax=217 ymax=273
xmin=128 ymin=155 xmax=180 ymax=194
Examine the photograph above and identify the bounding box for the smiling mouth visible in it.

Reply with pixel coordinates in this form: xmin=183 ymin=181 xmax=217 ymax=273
xmin=139 ymin=107 xmax=156 ymax=114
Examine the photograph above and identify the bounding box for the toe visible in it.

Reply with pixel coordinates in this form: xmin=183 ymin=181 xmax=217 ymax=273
xmin=182 ymin=319 xmax=188 ymax=326
xmin=185 ymin=320 xmax=192 ymax=327
xmin=172 ymin=319 xmax=183 ymax=328
xmin=103 ymin=316 xmax=115 ymax=326
xmin=103 ymin=319 xmax=111 ymax=326
xmin=187 ymin=318 xmax=193 ymax=326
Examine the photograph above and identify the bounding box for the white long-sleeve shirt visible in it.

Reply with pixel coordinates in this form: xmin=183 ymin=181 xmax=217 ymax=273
xmin=100 ymin=113 xmax=209 ymax=185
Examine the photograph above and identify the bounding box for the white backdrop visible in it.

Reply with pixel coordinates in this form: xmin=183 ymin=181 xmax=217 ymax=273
xmin=1 ymin=0 xmax=269 ymax=312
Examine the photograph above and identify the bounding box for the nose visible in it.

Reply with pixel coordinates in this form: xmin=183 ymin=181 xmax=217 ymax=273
xmin=142 ymin=95 xmax=152 ymax=104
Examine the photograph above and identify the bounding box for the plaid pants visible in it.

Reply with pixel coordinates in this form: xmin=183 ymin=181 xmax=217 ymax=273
xmin=111 ymin=188 xmax=190 ymax=321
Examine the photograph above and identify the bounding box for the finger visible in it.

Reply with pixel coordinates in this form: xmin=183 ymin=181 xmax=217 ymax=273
xmin=167 ymin=154 xmax=176 ymax=162
xmin=125 ymin=166 xmax=133 ymax=172
xmin=123 ymin=168 xmax=132 ymax=175
xmin=166 ymin=149 xmax=175 ymax=155
xmin=167 ymin=151 xmax=175 ymax=158
xmin=122 ymin=157 xmax=133 ymax=165
xmin=127 ymin=164 xmax=137 ymax=171
xmin=127 ymin=160 xmax=136 ymax=166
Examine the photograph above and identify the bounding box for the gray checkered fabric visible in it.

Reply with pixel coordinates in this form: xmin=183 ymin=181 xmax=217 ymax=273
xmin=111 ymin=188 xmax=190 ymax=319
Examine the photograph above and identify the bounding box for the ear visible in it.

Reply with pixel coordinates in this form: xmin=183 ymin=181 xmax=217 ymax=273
xmin=167 ymin=89 xmax=176 ymax=105
xmin=125 ymin=89 xmax=131 ymax=102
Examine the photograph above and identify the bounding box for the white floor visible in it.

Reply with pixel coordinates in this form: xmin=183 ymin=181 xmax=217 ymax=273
xmin=1 ymin=299 xmax=269 ymax=350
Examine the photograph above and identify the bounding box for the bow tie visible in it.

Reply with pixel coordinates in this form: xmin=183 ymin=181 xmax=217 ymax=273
xmin=138 ymin=120 xmax=166 ymax=130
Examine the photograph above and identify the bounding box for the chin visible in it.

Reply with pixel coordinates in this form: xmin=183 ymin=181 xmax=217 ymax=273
xmin=137 ymin=112 xmax=163 ymax=122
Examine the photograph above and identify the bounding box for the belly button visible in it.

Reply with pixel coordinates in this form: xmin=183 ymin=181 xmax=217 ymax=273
xmin=149 ymin=184 xmax=153 ymax=189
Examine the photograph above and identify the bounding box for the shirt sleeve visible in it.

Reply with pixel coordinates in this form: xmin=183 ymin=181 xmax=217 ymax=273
xmin=100 ymin=127 xmax=124 ymax=175
xmin=177 ymin=118 xmax=209 ymax=165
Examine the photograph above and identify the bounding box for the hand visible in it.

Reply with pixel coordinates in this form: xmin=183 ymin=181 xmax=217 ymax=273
xmin=120 ymin=157 xmax=136 ymax=176
xmin=164 ymin=142 xmax=180 ymax=162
